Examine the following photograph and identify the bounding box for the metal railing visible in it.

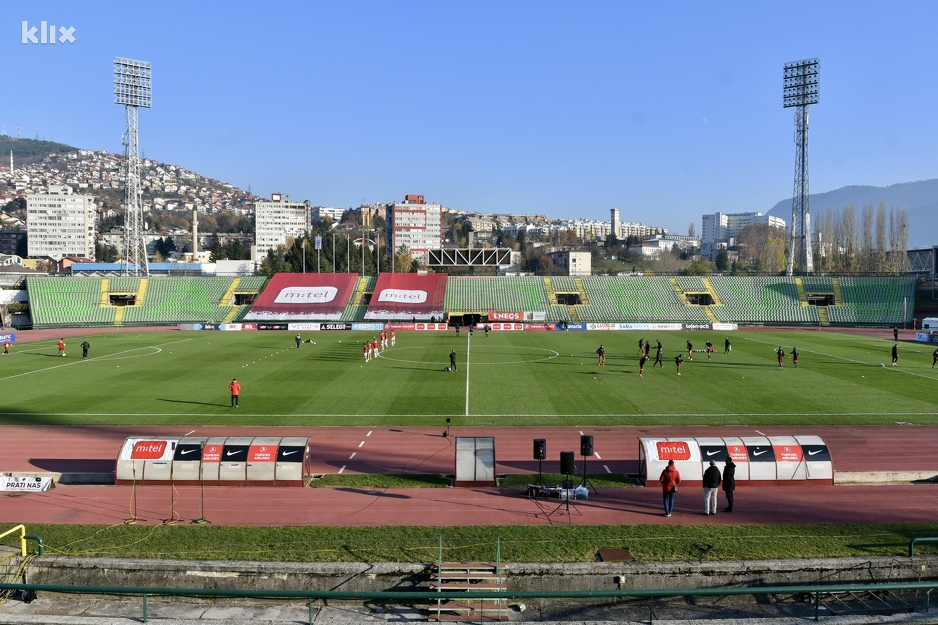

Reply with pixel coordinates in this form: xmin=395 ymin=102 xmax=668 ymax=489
xmin=1 ymin=580 xmax=936 ymax=624
xmin=909 ymin=536 xmax=938 ymax=557
xmin=0 ymin=525 xmax=43 ymax=557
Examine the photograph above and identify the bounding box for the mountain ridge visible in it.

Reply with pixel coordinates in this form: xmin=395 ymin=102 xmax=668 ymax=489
xmin=767 ymin=179 xmax=938 ymax=248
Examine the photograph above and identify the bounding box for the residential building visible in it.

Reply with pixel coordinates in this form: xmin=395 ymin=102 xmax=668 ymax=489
xmin=254 ymin=193 xmax=310 ymax=257
xmin=312 ymin=206 xmax=345 ymax=223
xmin=700 ymin=211 xmax=785 ymax=260
xmin=548 ymin=250 xmax=591 ymax=276
xmin=26 ymin=185 xmax=96 ymax=260
xmin=384 ymin=195 xmax=443 ymax=262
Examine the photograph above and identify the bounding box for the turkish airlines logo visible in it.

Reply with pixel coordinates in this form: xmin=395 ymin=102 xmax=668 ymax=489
xmin=274 ymin=286 xmax=337 ymax=304
xmin=376 ymin=289 xmax=427 ymax=304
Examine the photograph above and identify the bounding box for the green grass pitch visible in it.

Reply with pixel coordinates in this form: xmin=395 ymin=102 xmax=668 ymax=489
xmin=1 ymin=329 xmax=935 ymax=427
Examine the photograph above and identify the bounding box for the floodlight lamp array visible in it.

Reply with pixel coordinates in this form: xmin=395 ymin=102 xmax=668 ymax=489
xmin=782 ymin=58 xmax=819 ymax=108
xmin=114 ymin=58 xmax=152 ymax=108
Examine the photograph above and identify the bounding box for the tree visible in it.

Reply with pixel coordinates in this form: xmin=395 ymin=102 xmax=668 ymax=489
xmin=208 ymin=233 xmax=222 ymax=262
xmin=715 ymin=247 xmax=729 ymax=271
xmin=688 ymin=222 xmax=696 ymax=238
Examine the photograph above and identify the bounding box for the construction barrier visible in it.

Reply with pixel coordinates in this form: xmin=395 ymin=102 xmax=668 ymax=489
xmin=115 ymin=436 xmax=312 ymax=487
xmin=639 ymin=435 xmax=832 ymax=487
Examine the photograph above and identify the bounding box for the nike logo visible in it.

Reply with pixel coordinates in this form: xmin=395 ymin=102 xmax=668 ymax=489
xmin=807 ymin=449 xmax=823 ymax=456
xmin=752 ymin=450 xmax=768 ymax=456
xmin=281 ymin=450 xmax=299 ymax=456
xmin=225 ymin=450 xmax=241 ymax=457
xmin=180 ymin=449 xmax=197 ymax=455
xmin=706 ymin=450 xmax=721 ymax=456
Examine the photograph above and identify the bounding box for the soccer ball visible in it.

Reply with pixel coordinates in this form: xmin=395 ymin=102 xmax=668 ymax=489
xmin=880 ymin=363 xmax=885 ymax=367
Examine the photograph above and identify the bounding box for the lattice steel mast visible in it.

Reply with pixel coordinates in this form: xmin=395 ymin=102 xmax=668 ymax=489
xmin=783 ymin=58 xmax=819 ymax=276
xmin=114 ymin=58 xmax=151 ymax=275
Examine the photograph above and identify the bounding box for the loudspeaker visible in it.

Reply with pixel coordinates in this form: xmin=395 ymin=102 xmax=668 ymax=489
xmin=580 ymin=435 xmax=594 ymax=457
xmin=533 ymin=439 xmax=547 ymax=460
xmin=560 ymin=451 xmax=576 ymax=475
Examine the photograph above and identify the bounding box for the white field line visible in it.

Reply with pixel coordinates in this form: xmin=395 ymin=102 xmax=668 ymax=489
xmin=0 ymin=338 xmax=192 ymax=382
xmin=745 ymin=336 xmax=938 ymax=380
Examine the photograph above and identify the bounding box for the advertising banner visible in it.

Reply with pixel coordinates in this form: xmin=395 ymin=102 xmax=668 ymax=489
xmin=524 ymin=323 xmax=556 ymax=332
xmin=0 ymin=333 xmax=16 ymax=343
xmin=413 ymin=323 xmax=449 ymax=331
xmin=0 ymin=476 xmax=54 ymax=492
xmin=118 ymin=438 xmax=176 ymax=462
xmin=489 ymin=311 xmax=523 ymax=321
xmin=248 ymin=444 xmax=277 ymax=462
xmin=258 ymin=323 xmax=288 ymax=331
xmin=288 ymin=322 xmax=321 ymax=331
xmin=202 ymin=443 xmax=224 ymax=464
xmin=490 ymin=322 xmax=524 ymax=331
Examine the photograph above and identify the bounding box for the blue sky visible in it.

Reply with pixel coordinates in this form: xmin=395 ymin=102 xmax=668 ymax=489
xmin=4 ymin=1 xmax=938 ymax=234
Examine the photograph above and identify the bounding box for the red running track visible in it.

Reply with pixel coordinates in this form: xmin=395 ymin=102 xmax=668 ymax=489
xmin=1 ymin=425 xmax=936 ymax=526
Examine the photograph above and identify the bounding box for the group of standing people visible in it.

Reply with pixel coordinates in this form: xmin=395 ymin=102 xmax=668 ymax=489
xmin=659 ymin=457 xmax=736 ymax=517
xmin=775 ymin=346 xmax=799 ymax=369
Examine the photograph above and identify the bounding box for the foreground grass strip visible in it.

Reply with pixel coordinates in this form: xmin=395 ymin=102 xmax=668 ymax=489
xmin=18 ymin=523 xmax=938 ymax=564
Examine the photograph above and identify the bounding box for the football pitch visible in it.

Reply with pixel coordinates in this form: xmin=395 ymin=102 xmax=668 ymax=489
xmin=1 ymin=329 xmax=935 ymax=427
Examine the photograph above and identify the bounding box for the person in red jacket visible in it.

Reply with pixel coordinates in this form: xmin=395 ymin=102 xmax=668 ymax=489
xmin=229 ymin=378 xmax=241 ymax=408
xmin=659 ymin=459 xmax=681 ymax=517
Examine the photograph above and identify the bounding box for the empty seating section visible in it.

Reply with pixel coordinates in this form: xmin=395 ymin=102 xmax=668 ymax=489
xmin=28 ymin=276 xmax=268 ymax=327
xmin=575 ymin=276 xmax=710 ymax=323
xmin=27 ymin=275 xmax=916 ymax=327
xmin=827 ymin=277 xmax=916 ymax=325
xmin=443 ymin=277 xmax=554 ymax=317
xmin=27 ymin=277 xmax=116 ymax=327
xmin=121 ymin=278 xmax=242 ymax=324
xmin=707 ymin=277 xmax=819 ymax=324
xmin=800 ymin=276 xmax=835 ymax=294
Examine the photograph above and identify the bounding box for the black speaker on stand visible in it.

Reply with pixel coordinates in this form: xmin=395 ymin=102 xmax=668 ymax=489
xmin=549 ymin=451 xmax=581 ymax=522
xmin=533 ymin=439 xmax=546 ymax=487
xmin=579 ymin=435 xmax=598 ymax=494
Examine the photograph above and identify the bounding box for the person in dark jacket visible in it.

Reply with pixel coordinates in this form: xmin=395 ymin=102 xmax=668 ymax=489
xmin=722 ymin=457 xmax=736 ymax=512
xmin=702 ymin=460 xmax=721 ymax=515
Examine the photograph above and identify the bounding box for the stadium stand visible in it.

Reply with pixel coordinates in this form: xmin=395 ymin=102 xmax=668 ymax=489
xmin=826 ymin=276 xmax=917 ymax=325
xmin=26 ymin=276 xmax=266 ymax=328
xmin=444 ymin=276 xmax=557 ymax=319
xmin=244 ymin=273 xmax=358 ymax=321
xmin=25 ymin=274 xmax=917 ymax=327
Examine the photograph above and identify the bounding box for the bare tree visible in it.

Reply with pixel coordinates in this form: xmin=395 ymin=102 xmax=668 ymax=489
xmin=859 ymin=204 xmax=874 ymax=273
xmin=874 ymin=202 xmax=888 ymax=272
xmin=840 ymin=205 xmax=858 ymax=272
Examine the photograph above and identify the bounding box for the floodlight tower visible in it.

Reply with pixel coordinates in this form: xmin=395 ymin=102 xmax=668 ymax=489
xmin=114 ymin=58 xmax=152 ymax=275
xmin=783 ymin=58 xmax=819 ymax=276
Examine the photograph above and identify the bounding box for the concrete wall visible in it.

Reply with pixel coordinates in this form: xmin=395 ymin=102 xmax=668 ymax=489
xmin=30 ymin=556 xmax=938 ymax=595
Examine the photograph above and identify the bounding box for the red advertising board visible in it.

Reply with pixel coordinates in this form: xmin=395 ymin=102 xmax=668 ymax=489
xmin=249 ymin=445 xmax=276 ymax=462
xmin=131 ymin=440 xmax=168 ymax=459
xmin=773 ymin=444 xmax=804 ymax=462
xmin=726 ymin=445 xmax=749 ymax=462
xmin=656 ymin=441 xmax=692 ymax=461
xmin=491 ymin=322 xmax=524 ymax=331
xmin=202 ymin=444 xmax=223 ymax=463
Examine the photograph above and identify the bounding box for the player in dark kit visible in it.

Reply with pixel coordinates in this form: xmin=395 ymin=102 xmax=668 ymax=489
xmin=933 ymin=347 xmax=938 ymax=368
xmin=639 ymin=354 xmax=647 ymax=378
xmin=776 ymin=346 xmax=785 ymax=369
xmin=674 ymin=353 xmax=683 ymax=375
xmin=654 ymin=343 xmax=663 ymax=367
xmin=596 ymin=344 xmax=606 ymax=366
